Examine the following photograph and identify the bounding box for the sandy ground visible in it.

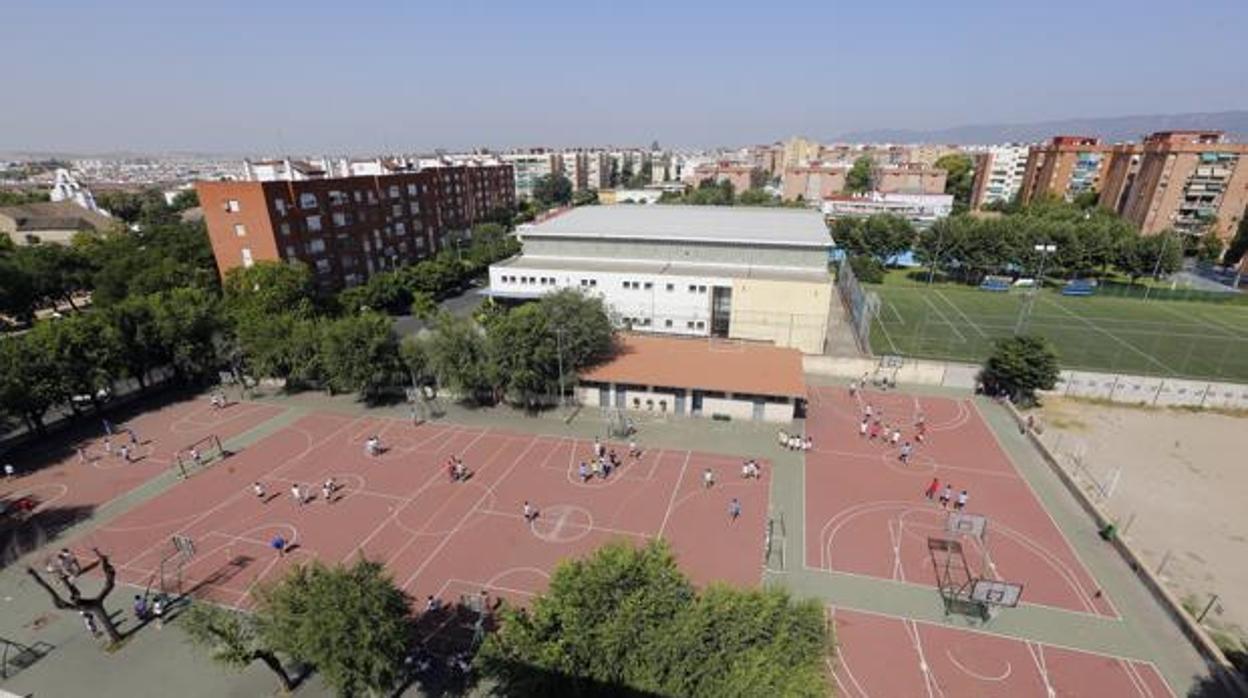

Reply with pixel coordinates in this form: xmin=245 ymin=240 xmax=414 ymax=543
xmin=1036 ymin=398 xmax=1248 ymax=639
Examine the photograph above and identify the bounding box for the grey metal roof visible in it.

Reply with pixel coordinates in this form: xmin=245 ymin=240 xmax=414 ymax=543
xmin=495 ymin=255 xmax=832 ymax=284
xmin=522 ymin=205 xmax=831 ymax=248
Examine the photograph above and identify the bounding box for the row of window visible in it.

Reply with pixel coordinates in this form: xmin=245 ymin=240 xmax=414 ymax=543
xmin=621 ymin=316 xmax=706 ymax=331
xmin=500 ymin=275 xmax=557 ymax=286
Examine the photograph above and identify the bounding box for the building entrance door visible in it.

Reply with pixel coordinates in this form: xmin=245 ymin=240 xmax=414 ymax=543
xmin=752 ymin=399 xmax=765 ymax=421
xmin=598 ymin=386 xmax=609 ymax=408
xmin=675 ymin=392 xmax=686 ymax=415
xmin=691 ymin=391 xmax=703 ymax=416
xmin=711 ymin=287 xmax=732 ymax=338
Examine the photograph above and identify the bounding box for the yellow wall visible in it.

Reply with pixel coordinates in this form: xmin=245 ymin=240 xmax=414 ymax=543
xmin=729 ymin=278 xmax=831 ymax=354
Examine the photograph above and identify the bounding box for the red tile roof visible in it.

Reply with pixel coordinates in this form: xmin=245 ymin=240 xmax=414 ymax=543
xmin=580 ymin=334 xmax=806 ymax=398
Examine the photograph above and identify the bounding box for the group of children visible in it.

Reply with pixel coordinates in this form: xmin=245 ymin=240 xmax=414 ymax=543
xmin=446 ymin=456 xmax=471 ymax=482
xmin=857 ymin=402 xmax=927 ymax=466
xmin=923 ymin=477 xmax=970 ymax=511
xmin=100 ymin=419 xmax=143 ymax=464
xmin=777 ymin=429 xmax=813 ymax=451
xmin=575 ymin=437 xmax=642 ymax=483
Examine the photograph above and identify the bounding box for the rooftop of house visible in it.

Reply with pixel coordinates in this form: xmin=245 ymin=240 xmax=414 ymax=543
xmin=521 ymin=205 xmax=831 ymax=248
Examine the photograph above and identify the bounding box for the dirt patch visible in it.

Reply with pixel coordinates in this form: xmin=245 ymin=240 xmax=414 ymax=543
xmin=1037 ymin=397 xmax=1248 ymax=641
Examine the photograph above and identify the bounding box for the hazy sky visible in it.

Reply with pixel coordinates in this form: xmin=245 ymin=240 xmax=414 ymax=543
xmin=4 ymin=0 xmax=1246 ymax=154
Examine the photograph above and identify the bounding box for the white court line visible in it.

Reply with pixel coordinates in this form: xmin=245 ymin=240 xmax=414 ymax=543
xmin=1039 ymin=297 xmax=1176 ymax=374
xmin=934 ymin=290 xmax=989 ymax=339
xmin=656 ymin=451 xmax=692 ymax=538
xmin=398 ymin=435 xmax=546 ymax=591
xmin=919 ymin=295 xmax=968 ymax=343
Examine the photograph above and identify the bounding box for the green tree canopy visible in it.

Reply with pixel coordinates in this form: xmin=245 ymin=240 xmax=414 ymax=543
xmin=426 ymin=313 xmax=496 ymax=403
xmin=223 ymin=260 xmax=315 ymax=320
xmin=845 ymin=155 xmax=873 ymax=193
xmin=319 ymin=312 xmax=403 ymax=399
xmin=831 ymin=214 xmax=916 ymax=263
xmin=1224 ymin=207 xmax=1248 ymax=267
xmin=934 ymin=153 xmax=975 ymax=212
xmin=255 ymin=559 xmax=411 ymax=697
xmin=477 ymin=540 xmax=829 ymax=697
xmin=169 ymin=189 xmax=200 ymax=212
xmin=532 ymin=174 xmax=574 ymax=208
xmin=979 ymin=335 xmax=1060 ymax=405
xmin=181 ymin=603 xmax=297 ymax=693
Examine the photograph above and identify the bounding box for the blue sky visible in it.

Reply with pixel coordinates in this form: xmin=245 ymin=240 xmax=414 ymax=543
xmin=4 ymin=0 xmax=1246 ymax=153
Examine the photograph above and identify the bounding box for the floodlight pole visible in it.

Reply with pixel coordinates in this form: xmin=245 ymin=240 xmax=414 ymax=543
xmin=555 ymin=326 xmax=566 ymax=406
xmin=1143 ymin=233 xmax=1171 ymax=302
xmin=1014 ymin=244 xmax=1056 ymax=335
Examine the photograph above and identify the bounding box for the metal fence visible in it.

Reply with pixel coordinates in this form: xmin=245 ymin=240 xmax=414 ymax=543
xmin=835 ymin=257 xmax=880 ymax=354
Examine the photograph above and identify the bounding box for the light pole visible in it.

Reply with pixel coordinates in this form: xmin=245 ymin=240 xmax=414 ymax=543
xmin=1142 ymin=233 xmax=1171 ymax=302
xmin=926 ymin=223 xmax=945 ymax=286
xmin=555 ymin=326 xmax=566 ymax=407
xmin=1015 ymin=243 xmax=1056 ymax=335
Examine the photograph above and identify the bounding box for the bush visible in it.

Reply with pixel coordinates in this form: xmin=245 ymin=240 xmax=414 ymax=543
xmin=847 ymin=254 xmax=885 ymax=284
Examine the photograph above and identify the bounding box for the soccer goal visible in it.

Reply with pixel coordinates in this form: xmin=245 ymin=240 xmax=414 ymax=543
xmin=173 ymin=434 xmax=226 ymax=479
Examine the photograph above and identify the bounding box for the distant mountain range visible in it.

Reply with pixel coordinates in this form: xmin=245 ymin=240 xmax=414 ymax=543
xmin=837 ymin=110 xmax=1248 ymax=145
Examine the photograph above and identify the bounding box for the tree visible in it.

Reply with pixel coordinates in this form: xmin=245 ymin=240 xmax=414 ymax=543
xmin=1224 ymin=208 xmax=1248 ymax=267
xmin=935 ymin=153 xmax=975 ymax=213
xmin=149 ymin=286 xmax=223 ymax=382
xmin=319 ymin=312 xmax=403 ymax=399
xmin=255 ymin=559 xmax=410 ymax=698
xmin=572 ymin=189 xmax=599 ymax=207
xmin=477 ymin=540 xmax=828 ymax=697
xmin=11 ymin=243 xmax=93 ymax=311
xmin=532 ymin=174 xmax=574 ymax=208
xmin=0 ymin=242 xmax=37 ymax=323
xmin=26 ymin=547 xmax=124 ymax=644
xmin=169 ymin=189 xmax=199 ymax=212
xmin=426 ymin=314 xmax=496 ymax=403
xmin=222 ymin=261 xmax=315 ymax=320
xmin=830 ymin=214 xmax=915 ymax=264
xmin=979 ymin=335 xmax=1060 ymax=406
xmin=1117 ymin=232 xmax=1182 ymax=284
xmin=846 ymin=155 xmax=873 ymax=193
xmin=400 ymin=335 xmax=434 ymax=388
xmin=1194 ymin=233 xmax=1225 ymax=265
xmin=737 ymin=189 xmax=773 ymax=206
xmin=0 ymin=331 xmax=64 ymax=432
xmin=181 ymin=603 xmax=298 ymax=693
xmin=749 ymin=167 xmax=770 ymax=191
xmin=34 ymin=312 xmax=125 ymax=413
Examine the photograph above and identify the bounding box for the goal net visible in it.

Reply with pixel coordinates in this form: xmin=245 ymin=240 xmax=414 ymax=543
xmin=174 ymin=434 xmax=225 ymax=479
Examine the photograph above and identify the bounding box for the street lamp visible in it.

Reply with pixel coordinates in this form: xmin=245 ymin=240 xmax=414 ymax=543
xmin=1014 ymin=243 xmax=1056 ymax=335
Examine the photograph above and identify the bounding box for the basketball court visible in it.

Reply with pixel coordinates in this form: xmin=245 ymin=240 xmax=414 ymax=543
xmin=1 ymin=397 xmax=281 ymax=554
xmin=831 ymin=608 xmax=1175 ymax=697
xmin=75 ymin=412 xmax=772 ymax=626
xmin=804 ymin=385 xmax=1115 ymax=617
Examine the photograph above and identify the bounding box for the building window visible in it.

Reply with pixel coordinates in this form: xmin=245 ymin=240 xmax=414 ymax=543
xmin=225 ymin=199 xmax=241 ymax=213
xmin=688 ymin=285 xmax=697 ymax=292
xmin=696 ymin=320 xmax=705 ymax=329
xmin=306 ymin=215 xmax=323 ymax=232
xmin=644 ymin=282 xmax=653 ymax=290
xmin=665 ymin=319 xmax=673 ymax=328
xmin=279 ymin=222 xmax=290 ymax=236
xmin=332 ymin=212 xmax=347 ymax=227
xmin=409 ymin=201 xmax=420 ymax=215
xmin=353 ymin=191 xmax=363 ymax=203
xmin=233 ymin=223 xmax=246 ymax=237
xmin=315 ymin=259 xmax=331 ymax=274
xmin=395 ymin=222 xmax=406 ymax=235
xmin=666 ymin=283 xmax=674 ymax=291
xmin=698 ymin=285 xmax=707 ymax=293
xmin=285 ymin=245 xmax=297 ymax=257
xmin=414 ymin=237 xmax=425 ymax=249
xmin=407 ymin=183 xmax=418 ymax=196
xmin=329 ymin=190 xmax=347 ymax=206
xmin=299 ymin=193 xmax=318 ymax=209
xmin=241 ymin=248 xmax=254 ymax=267
xmin=389 ymin=185 xmax=401 ymax=199
xmin=274 ymin=198 xmax=286 ymax=215
xmin=307 ymin=238 xmax=326 ymax=254
xmin=687 ymin=321 xmax=695 ymax=329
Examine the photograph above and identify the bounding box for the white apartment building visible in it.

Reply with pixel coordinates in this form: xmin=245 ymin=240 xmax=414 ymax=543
xmin=486 ymin=206 xmax=835 ymax=354
xmin=500 ymin=152 xmax=556 ymax=200
xmin=971 ymin=144 xmax=1029 ymax=207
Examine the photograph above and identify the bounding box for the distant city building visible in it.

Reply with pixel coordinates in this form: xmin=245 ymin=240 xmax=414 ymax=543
xmin=872 ymin=163 xmax=947 ymax=195
xmin=821 ymin=192 xmax=954 ymax=229
xmin=0 ymin=201 xmax=115 ymax=245
xmin=196 ymin=162 xmax=514 ymax=290
xmin=486 ymin=206 xmax=834 ymax=354
xmin=500 ymin=152 xmax=556 ymax=200
xmin=1018 ymin=136 xmax=1110 ymax=204
xmin=598 ymin=188 xmax=664 ymax=205
xmin=687 ymin=161 xmax=755 ymax=192
xmin=48 ymin=168 xmax=105 ymax=214
xmin=968 ymin=144 xmax=1030 ymax=208
xmin=781 ymin=163 xmax=847 ymax=202
xmin=1108 ymin=131 xmax=1248 ymax=239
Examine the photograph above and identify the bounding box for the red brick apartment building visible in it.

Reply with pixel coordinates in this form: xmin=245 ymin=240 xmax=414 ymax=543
xmin=196 ymin=164 xmax=514 ymax=290
xmin=1018 ymin=136 xmax=1111 ymax=203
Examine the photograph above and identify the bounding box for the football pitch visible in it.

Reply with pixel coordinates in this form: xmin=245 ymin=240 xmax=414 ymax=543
xmin=868 ymin=285 xmax=1248 ymax=383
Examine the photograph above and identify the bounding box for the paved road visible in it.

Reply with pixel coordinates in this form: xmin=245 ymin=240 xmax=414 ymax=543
xmin=392 ymin=286 xmax=486 ymax=337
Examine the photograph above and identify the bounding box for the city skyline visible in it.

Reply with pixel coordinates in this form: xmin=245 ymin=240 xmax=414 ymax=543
xmin=4 ymin=0 xmax=1247 ymax=153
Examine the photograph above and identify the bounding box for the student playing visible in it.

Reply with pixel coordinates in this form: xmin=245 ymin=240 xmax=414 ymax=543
xmin=728 ymin=498 xmax=741 ymax=521
xmin=777 ymin=429 xmax=789 ymax=447
xmin=803 ymin=437 xmax=813 ymax=451
xmin=322 ymin=477 xmax=336 ymax=503
xmin=522 ymin=501 xmax=537 ymax=522
xmin=2 ymin=463 xmax=13 ymax=480
xmin=924 ymin=477 xmax=939 ymax=500
xmin=578 ymin=461 xmax=590 ymax=482
xmin=703 ymin=468 xmax=715 ymax=489
xmin=939 ymin=485 xmax=953 ymax=509
xmin=271 ymin=535 xmax=287 ymax=557
xmin=253 ymin=481 xmax=266 ymax=501
xmin=628 ymin=439 xmax=641 ymax=459
xmin=291 ymin=484 xmax=304 ymax=506
xmin=899 ymin=442 xmax=913 ymax=464
xmin=858 ymin=419 xmax=868 ymax=438
xmin=955 ymin=490 xmax=969 ymax=511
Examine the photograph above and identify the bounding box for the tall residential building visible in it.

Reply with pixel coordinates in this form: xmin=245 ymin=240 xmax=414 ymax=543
xmin=1110 ymin=131 xmax=1248 ymax=239
xmin=196 ymin=162 xmax=514 ymax=290
xmin=500 ymin=152 xmax=556 ymax=200
xmin=969 ymin=145 xmax=1030 ymax=208
xmin=1018 ymin=136 xmax=1111 ymax=204
xmin=780 ymin=137 xmax=821 ymax=170
xmin=688 ymin=161 xmax=755 ymax=192
xmin=872 ymin=163 xmax=947 ymax=195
